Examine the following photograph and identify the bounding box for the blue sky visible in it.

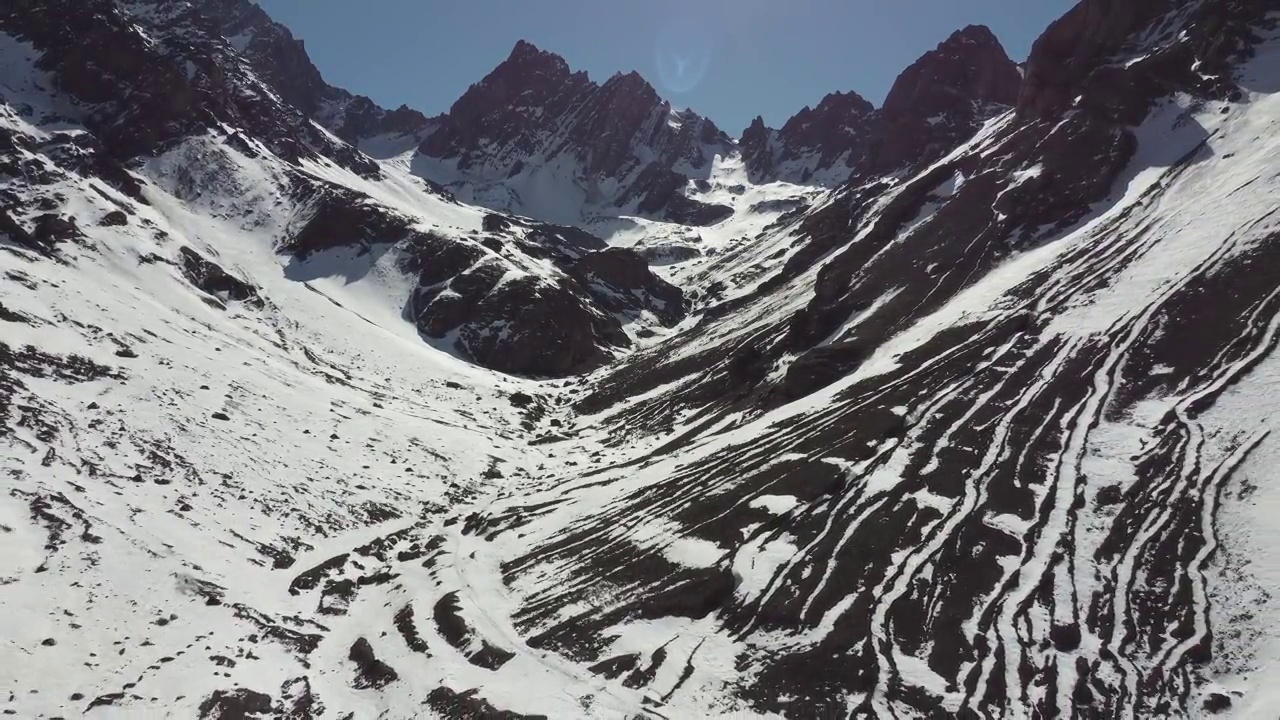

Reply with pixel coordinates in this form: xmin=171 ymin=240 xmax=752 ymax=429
xmin=255 ymin=0 xmax=1077 ymax=134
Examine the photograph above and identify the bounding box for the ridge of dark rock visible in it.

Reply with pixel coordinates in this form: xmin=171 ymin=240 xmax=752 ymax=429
xmin=870 ymin=23 xmax=1023 ymax=172
xmin=1019 ymin=0 xmax=1271 ymax=121
xmin=417 ymin=39 xmax=733 ymax=225
xmin=744 ymin=25 xmax=1022 ymax=184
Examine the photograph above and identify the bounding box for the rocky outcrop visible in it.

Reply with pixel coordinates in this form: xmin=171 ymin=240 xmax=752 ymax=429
xmin=0 ymin=0 xmax=202 ymax=159
xmin=197 ymin=688 xmax=274 ymax=719
xmin=0 ymin=0 xmax=378 ymax=175
xmin=284 ymin=182 xmax=415 ymax=257
xmin=1019 ymin=0 xmax=1273 ymax=122
xmin=195 ymin=0 xmax=435 ymax=144
xmin=742 ymin=91 xmax=878 ymax=184
xmin=416 ymin=41 xmax=734 ymax=225
xmin=396 ymin=224 xmax=686 ymax=378
xmin=330 ymin=97 xmax=435 ymax=145
xmin=871 ymin=25 xmax=1022 ymax=172
xmin=739 ymin=117 xmax=776 ymax=180
xmin=178 ymin=247 xmax=264 ymax=310
xmin=1018 ymin=0 xmax=1171 ymax=119
xmin=347 ymin=638 xmax=398 ymax=690
xmin=399 ymin=233 xmax=625 ymax=377
xmin=571 ymin=248 xmax=687 ymax=326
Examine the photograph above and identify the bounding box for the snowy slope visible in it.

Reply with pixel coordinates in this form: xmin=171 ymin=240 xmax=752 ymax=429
xmin=4 ymin=0 xmax=1280 ymax=719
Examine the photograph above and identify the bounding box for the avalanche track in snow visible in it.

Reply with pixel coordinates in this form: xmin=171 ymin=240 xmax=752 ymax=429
xmin=5 ymin=2 xmax=1280 ymax=719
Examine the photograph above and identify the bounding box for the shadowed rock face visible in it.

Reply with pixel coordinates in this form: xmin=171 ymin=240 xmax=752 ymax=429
xmin=1019 ymin=0 xmax=1273 ymax=121
xmin=397 ymin=226 xmax=686 ymax=378
xmin=872 ymin=24 xmax=1024 ymax=172
xmin=178 ymin=247 xmax=264 ymax=309
xmin=194 ymin=0 xmax=436 ymax=143
xmin=1019 ymin=0 xmax=1174 ymax=119
xmin=571 ymin=247 xmax=688 ymax=326
xmin=743 ymin=25 xmax=1023 ymax=184
xmin=741 ymin=91 xmax=879 ymax=184
xmin=0 ymin=0 xmax=201 ymax=158
xmin=0 ymin=0 xmax=378 ymax=174
xmin=422 ymin=41 xmax=595 ymax=168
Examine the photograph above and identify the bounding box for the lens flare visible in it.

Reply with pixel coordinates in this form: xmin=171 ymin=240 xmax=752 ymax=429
xmin=654 ymin=22 xmax=713 ymax=95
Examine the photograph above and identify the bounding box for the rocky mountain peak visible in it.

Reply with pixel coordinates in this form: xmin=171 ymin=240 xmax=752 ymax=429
xmin=499 ymin=38 xmax=577 ymax=81
xmin=419 ymin=40 xmax=593 ymax=170
xmin=868 ymin=24 xmax=1021 ymax=172
xmin=416 ymin=40 xmax=734 ymax=224
xmin=740 ymin=88 xmax=880 ymax=184
xmin=598 ymin=69 xmax=662 ymax=110
xmin=1015 ymin=0 xmax=1265 ymax=122
xmin=741 ymin=115 xmax=769 ymax=139
xmin=739 ymin=115 xmax=776 ymax=177
xmin=1018 ymin=0 xmax=1169 ymax=119
xmin=784 ymin=90 xmax=876 ymax=131
xmin=881 ymin=24 xmax=1021 ymax=119
xmin=195 ymin=0 xmax=332 ymax=118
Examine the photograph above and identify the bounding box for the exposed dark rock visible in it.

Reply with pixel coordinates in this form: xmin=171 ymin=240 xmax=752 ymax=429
xmin=393 ymin=604 xmax=430 ymax=655
xmin=1019 ymin=0 xmax=1171 ymax=119
xmin=289 ymin=554 xmax=348 ymax=594
xmin=197 ymin=688 xmax=273 ymax=719
xmin=279 ymin=676 xmax=320 ymax=720
xmin=635 ymin=567 xmax=735 ymax=621
xmin=744 ymin=26 xmax=1019 ymax=183
xmin=571 ymin=248 xmax=687 ymax=326
xmin=1203 ymin=693 xmax=1232 ymax=713
xmin=32 ymin=214 xmax=84 ymax=247
xmin=331 ymin=96 xmax=433 ymax=144
xmin=638 ymin=244 xmax=702 ymax=265
xmin=739 ymin=116 xmax=776 ymax=179
xmin=405 ymin=252 xmax=627 ymax=377
xmin=742 ymin=90 xmax=878 ymax=184
xmin=1019 ymin=0 xmax=1268 ymax=122
xmin=179 ymin=247 xmax=263 ymax=309
xmin=774 ymin=340 xmax=869 ymax=403
xmin=418 ymin=40 xmax=733 ymax=223
xmin=317 ymin=579 xmax=356 ymax=615
xmin=347 ymin=638 xmax=397 ymax=690
xmin=0 ymin=209 xmax=52 ymax=256
xmin=0 ymin=0 xmax=377 ymax=176
xmin=286 ymin=184 xmax=411 ymax=257
xmin=1050 ymin=623 xmax=1083 ymax=651
xmin=660 ymin=191 xmax=734 ymax=227
xmin=425 ymin=687 xmax=548 ymax=720
xmin=871 ymin=25 xmax=1022 ymax=173
xmin=99 ymin=210 xmax=128 ymax=227
xmin=433 ymin=592 xmax=515 ymax=670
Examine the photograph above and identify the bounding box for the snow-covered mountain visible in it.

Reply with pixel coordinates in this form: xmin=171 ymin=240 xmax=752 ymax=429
xmin=741 ymin=25 xmax=1023 ymax=186
xmin=414 ymin=41 xmax=738 ymax=228
xmin=4 ymin=0 xmax=1280 ymax=718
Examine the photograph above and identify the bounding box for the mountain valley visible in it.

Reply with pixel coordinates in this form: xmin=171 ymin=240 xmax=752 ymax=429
xmin=3 ymin=1 xmax=1280 ymax=717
